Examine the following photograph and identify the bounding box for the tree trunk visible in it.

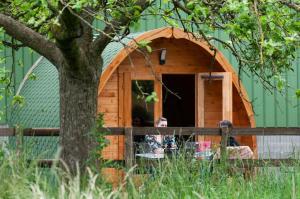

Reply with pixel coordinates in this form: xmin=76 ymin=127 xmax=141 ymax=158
xmin=59 ymin=58 xmax=100 ymax=174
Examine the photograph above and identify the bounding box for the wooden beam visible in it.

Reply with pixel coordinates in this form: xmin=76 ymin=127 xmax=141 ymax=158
xmin=1 ymin=127 xmax=300 ymax=137
xmin=154 ymin=74 xmax=162 ymax=123
xmin=98 ymin=128 xmax=125 ymax=135
xmin=123 ymin=72 xmax=132 ymax=127
xmin=118 ymin=72 xmax=124 ymax=126
xmin=104 ymin=127 xmax=300 ymax=136
xmin=201 ymin=75 xmax=224 ymax=79
xmin=222 ymin=72 xmax=232 ymax=122
xmin=231 ymin=127 xmax=300 ymax=136
xmin=128 ymin=127 xmax=300 ymax=136
xmin=131 ymin=72 xmax=155 ymax=80
xmin=130 ymin=127 xmax=220 ymax=135
xmin=125 ymin=128 xmax=134 ymax=169
xmin=0 ymin=128 xmax=60 ymax=136
xmin=219 ymin=121 xmax=232 ymax=164
xmin=196 ymin=74 xmax=204 ymax=142
xmin=22 ymin=128 xmax=60 ymax=136
xmin=0 ymin=128 xmax=15 ymax=136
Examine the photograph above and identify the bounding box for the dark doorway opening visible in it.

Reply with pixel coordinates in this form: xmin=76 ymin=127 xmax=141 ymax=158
xmin=162 ymin=74 xmax=195 ymax=127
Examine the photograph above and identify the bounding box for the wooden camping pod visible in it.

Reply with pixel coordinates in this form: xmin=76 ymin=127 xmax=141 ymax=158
xmin=98 ymin=28 xmax=257 ymax=182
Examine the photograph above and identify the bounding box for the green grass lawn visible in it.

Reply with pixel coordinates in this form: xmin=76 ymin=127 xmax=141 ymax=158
xmin=0 ymin=149 xmax=299 ymax=199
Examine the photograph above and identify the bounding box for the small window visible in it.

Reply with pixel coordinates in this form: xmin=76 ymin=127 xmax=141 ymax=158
xmin=132 ymin=80 xmax=155 ymax=127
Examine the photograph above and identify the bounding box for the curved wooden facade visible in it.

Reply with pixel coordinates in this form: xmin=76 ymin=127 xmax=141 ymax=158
xmin=98 ymin=28 xmax=257 ymax=165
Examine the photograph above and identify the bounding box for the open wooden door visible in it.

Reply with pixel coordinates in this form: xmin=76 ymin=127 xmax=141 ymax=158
xmin=196 ymin=72 xmax=232 ymax=144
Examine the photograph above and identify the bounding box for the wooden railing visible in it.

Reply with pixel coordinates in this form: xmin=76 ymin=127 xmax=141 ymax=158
xmin=1 ymin=126 xmax=300 ymax=168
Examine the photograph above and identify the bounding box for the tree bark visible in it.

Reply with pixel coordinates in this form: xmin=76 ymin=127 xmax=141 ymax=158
xmin=59 ymin=56 xmax=101 ymax=174
xmin=0 ymin=14 xmax=62 ymax=67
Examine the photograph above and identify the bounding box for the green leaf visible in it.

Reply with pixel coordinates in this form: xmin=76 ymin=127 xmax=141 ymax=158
xmin=296 ymin=89 xmax=300 ymax=98
xmin=274 ymin=75 xmax=285 ymax=91
xmin=28 ymin=73 xmax=37 ymax=80
xmin=137 ymin=40 xmax=152 ymax=53
xmin=12 ymin=95 xmax=25 ymax=107
xmin=18 ymin=59 xmax=24 ymax=67
xmin=146 ymin=45 xmax=152 ymax=53
xmin=145 ymin=92 xmax=158 ymax=103
xmin=27 ymin=17 xmax=35 ymax=25
xmin=186 ymin=1 xmax=195 ymax=10
xmin=137 ymin=40 xmax=151 ymax=47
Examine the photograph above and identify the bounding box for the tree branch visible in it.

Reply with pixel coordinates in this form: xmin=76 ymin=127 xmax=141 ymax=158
xmin=0 ymin=13 xmax=62 ymax=68
xmin=91 ymin=0 xmax=151 ymax=55
xmin=279 ymin=0 xmax=300 ymax=12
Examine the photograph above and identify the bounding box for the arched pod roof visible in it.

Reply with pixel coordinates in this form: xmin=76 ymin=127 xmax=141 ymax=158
xmin=99 ymin=27 xmax=255 ymax=126
xmin=11 ymin=27 xmax=255 ymax=127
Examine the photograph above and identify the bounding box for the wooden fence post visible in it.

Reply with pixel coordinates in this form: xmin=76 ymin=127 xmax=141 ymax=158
xmin=125 ymin=128 xmax=134 ymax=169
xmin=15 ymin=126 xmax=23 ymax=157
xmin=219 ymin=120 xmax=232 ymax=164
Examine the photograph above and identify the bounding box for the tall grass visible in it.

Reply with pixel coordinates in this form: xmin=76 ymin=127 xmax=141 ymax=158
xmin=129 ymin=154 xmax=300 ymax=199
xmin=0 ymin=148 xmax=299 ymax=199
